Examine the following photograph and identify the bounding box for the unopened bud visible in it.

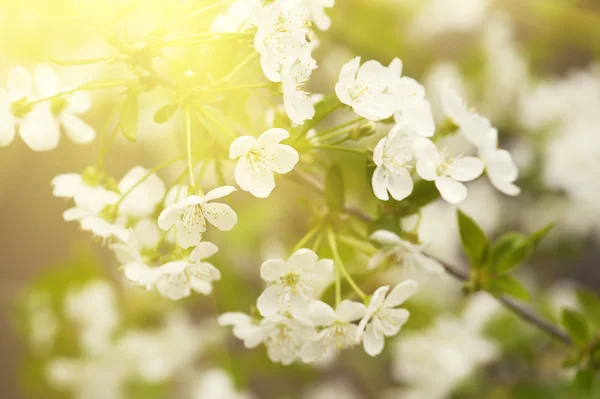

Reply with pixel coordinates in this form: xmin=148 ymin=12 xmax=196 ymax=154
xmin=349 ymin=121 xmax=377 ymax=140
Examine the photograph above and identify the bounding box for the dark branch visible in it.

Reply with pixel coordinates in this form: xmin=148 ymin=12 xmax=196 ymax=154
xmin=290 ymin=169 xmax=573 ymax=346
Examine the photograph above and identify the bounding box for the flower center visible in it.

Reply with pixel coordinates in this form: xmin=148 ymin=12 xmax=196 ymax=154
xmin=181 ymin=204 xmax=206 ymax=231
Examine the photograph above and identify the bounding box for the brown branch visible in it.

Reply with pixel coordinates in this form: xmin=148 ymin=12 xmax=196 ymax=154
xmin=290 ymin=169 xmax=573 ymax=346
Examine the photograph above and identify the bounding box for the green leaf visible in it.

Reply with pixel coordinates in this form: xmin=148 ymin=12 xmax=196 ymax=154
xmin=573 ymin=370 xmax=595 ymax=396
xmin=528 ymin=223 xmax=554 ymax=249
xmin=153 ymin=104 xmax=178 ymax=124
xmin=492 ymin=275 xmax=530 ymax=301
xmin=457 ymin=209 xmax=490 ymax=269
xmin=491 ymin=232 xmax=530 ymax=274
xmin=576 ymin=289 xmax=600 ymax=328
xmin=325 ymin=164 xmax=345 ymax=213
xmin=561 ymin=308 xmax=591 ymax=346
xmin=120 ymin=92 xmax=139 ymax=142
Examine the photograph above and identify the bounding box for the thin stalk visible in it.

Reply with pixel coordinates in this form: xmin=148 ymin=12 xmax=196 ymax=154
xmin=115 ymin=156 xmax=186 ymax=207
xmin=166 ymin=0 xmax=235 ymax=31
xmin=219 ymin=51 xmax=258 ymax=84
xmin=28 ymin=79 xmax=129 ymax=106
xmin=162 ymin=32 xmax=252 ymax=47
xmin=315 ymin=117 xmax=363 ymax=140
xmin=197 ymin=105 xmax=239 ymax=140
xmin=185 ymin=105 xmax=199 ymax=191
xmin=199 ymin=82 xmax=270 ymax=94
xmin=292 ymin=223 xmax=323 ymax=254
xmin=313 ymin=145 xmax=366 ymax=155
xmin=328 ymin=228 xmax=367 ymax=301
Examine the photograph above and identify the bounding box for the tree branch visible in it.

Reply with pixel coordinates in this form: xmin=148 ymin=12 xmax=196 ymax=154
xmin=290 ymin=169 xmax=572 ymax=346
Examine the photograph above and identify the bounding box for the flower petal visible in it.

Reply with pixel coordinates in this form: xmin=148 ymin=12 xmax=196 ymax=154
xmin=218 ymin=312 xmax=251 ymax=326
xmin=307 ymin=300 xmax=337 ymax=326
xmin=229 ymin=136 xmax=256 ymax=159
xmin=257 ymin=128 xmax=290 ymax=147
xmin=34 ymin=65 xmax=59 ymax=97
xmin=362 ymin=323 xmax=385 ymax=356
xmin=204 ymin=186 xmax=237 ymax=201
xmin=60 ymin=112 xmax=95 ymax=144
xmin=235 ymin=156 xmax=276 ymax=198
xmin=436 ymin=176 xmax=467 ymax=204
xmin=52 ymin=173 xmax=83 ymax=198
xmin=286 ymin=248 xmax=319 ymax=273
xmin=384 ymin=280 xmax=419 ymax=308
xmin=385 ymin=167 xmax=413 ymax=201
xmin=19 ymin=105 xmax=60 ymax=152
xmin=67 ymin=91 xmax=92 ymax=114
xmin=337 ymin=300 xmax=367 ymax=322
xmin=260 ymin=258 xmax=286 ymax=281
xmin=7 ymin=66 xmax=32 ymax=100
xmin=256 ymin=284 xmax=281 ymax=317
xmin=157 ymin=204 xmax=183 ymax=230
xmin=449 ymin=157 xmax=484 ymax=182
xmin=203 ymin=202 xmax=238 ymax=231
xmin=269 ymin=144 xmax=299 ymax=174
xmin=175 ymin=225 xmax=202 ymax=249
xmin=370 ymin=230 xmax=403 ymax=246
xmin=373 ymin=136 xmax=387 ymax=166
xmin=372 ymin=166 xmax=389 ymax=201
xmin=190 ymin=242 xmax=219 ymax=261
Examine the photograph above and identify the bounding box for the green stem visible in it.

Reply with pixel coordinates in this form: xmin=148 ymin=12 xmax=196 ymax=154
xmin=199 ymin=82 xmax=270 ymax=94
xmin=314 ymin=117 xmax=363 ymax=141
xmin=219 ymin=51 xmax=258 ymax=84
xmin=313 ymin=145 xmax=366 ymax=155
xmin=185 ymin=105 xmax=199 ymax=191
xmin=293 ymin=223 xmax=323 ymax=254
xmin=197 ymin=105 xmax=239 ymax=140
xmin=28 ymin=79 xmax=129 ymax=106
xmin=338 ymin=235 xmax=378 ymax=257
xmin=312 ymin=230 xmax=325 ymax=253
xmin=328 ymin=228 xmax=367 ymax=301
xmin=115 ymin=156 xmax=186 ymax=207
xmin=96 ymin=106 xmax=121 ymax=167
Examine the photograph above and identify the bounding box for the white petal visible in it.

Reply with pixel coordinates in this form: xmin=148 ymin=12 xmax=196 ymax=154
xmin=485 ymin=149 xmax=519 ymax=182
xmin=175 ymin=225 xmax=202 ymax=249
xmin=34 ymin=65 xmax=59 ymax=97
xmin=413 ymin=137 xmax=440 ymax=163
xmin=385 ymin=168 xmax=413 ymax=201
xmin=388 ymin=58 xmax=403 ymax=77
xmin=415 ymin=252 xmax=445 ymax=274
xmin=416 ymin=158 xmax=438 ymax=181
xmin=235 ymin=157 xmax=276 ymax=198
xmin=190 ymin=242 xmax=219 ymax=261
xmin=269 ymin=144 xmax=299 ymax=174
xmin=189 ymin=279 xmax=213 ymax=295
xmin=51 ymin=173 xmax=82 ymax=198
xmin=157 ymin=204 xmax=182 ymax=230
xmin=384 ymin=280 xmax=419 ymax=308
xmin=63 ymin=207 xmax=88 ymax=221
xmin=19 ymin=106 xmax=60 ymax=151
xmin=449 ymin=157 xmax=484 ymax=182
xmin=372 ymin=166 xmax=389 ymax=201
xmin=229 ymin=136 xmax=256 ymax=159
xmin=256 ymin=284 xmax=281 ymax=317
xmin=7 ymin=66 xmax=32 ymax=100
xmin=66 ymin=91 xmax=91 ymax=114
xmin=370 ymin=230 xmax=403 ymax=246
xmin=0 ymin=90 xmax=15 ymax=146
xmin=363 ymin=324 xmax=385 ymax=356
xmin=307 ymin=300 xmax=337 ymax=326
xmin=60 ymin=113 xmax=95 ymax=144
xmin=300 ymin=339 xmax=324 ymax=363
xmin=338 ymin=57 xmax=361 ymax=86
xmin=284 ymin=93 xmax=315 ymax=125
xmin=218 ymin=312 xmax=251 ymax=326
xmin=287 ymin=248 xmax=319 ymax=273
xmin=260 ymin=54 xmax=281 ymax=82
xmin=381 ymin=308 xmax=410 ymax=336
xmin=489 ymin=176 xmax=521 ymax=196
xmin=369 ymin=285 xmax=390 ymax=310
xmin=337 ymin=300 xmax=367 ymax=322
xmin=202 ymin=202 xmax=237 ymax=231
xmin=257 ymin=128 xmax=290 ymax=147
xmin=204 ymin=185 xmax=237 ymax=201
xmin=356 ymin=60 xmax=392 ymax=87
xmin=373 ymin=136 xmax=387 ymax=166
xmin=436 ymin=177 xmax=467 ymax=204
xmin=260 ymin=258 xmax=286 ymax=281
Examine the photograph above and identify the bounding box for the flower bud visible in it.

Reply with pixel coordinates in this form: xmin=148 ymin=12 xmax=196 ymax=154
xmin=349 ymin=121 xmax=377 ymax=141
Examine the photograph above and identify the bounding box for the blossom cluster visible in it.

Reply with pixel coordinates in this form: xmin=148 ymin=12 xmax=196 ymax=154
xmin=219 ymin=248 xmax=419 ymax=364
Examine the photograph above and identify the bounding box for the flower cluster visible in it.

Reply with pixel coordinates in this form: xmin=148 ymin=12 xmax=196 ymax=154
xmin=0 ymin=65 xmax=94 ymax=151
xmin=219 ymin=249 xmax=418 ymax=364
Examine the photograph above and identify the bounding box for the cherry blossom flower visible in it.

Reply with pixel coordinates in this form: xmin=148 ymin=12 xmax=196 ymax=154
xmin=300 ymin=300 xmax=366 ymax=362
xmin=192 ymin=369 xmax=254 ymax=399
xmin=210 ymin=0 xmax=254 ymax=33
xmin=281 ymin=61 xmax=317 ymax=124
xmin=158 ymin=186 xmax=237 ymax=248
xmin=357 ymin=280 xmax=418 ymax=356
xmin=154 ymin=242 xmax=221 ymax=300
xmin=388 ymin=58 xmax=435 ymax=137
xmin=372 ymin=123 xmax=415 ymax=201
xmin=335 ymin=57 xmax=396 ymax=121
xmin=229 ymin=128 xmax=299 ymax=198
xmin=369 ymin=230 xmax=444 ymax=274
xmin=414 ymin=137 xmax=484 ymax=204
xmin=257 ymin=248 xmax=333 ymax=318
xmin=252 ymin=3 xmax=312 ymax=82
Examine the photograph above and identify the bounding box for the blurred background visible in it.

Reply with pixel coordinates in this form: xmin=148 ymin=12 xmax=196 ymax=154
xmin=1 ymin=0 xmax=600 ymax=398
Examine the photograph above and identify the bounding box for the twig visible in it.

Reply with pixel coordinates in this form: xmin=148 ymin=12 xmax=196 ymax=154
xmin=289 ymin=169 xmax=573 ymax=346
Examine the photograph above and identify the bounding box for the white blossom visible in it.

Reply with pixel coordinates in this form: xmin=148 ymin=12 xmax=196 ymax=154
xmin=372 ymin=123 xmax=415 ymax=201
xmin=369 ymin=230 xmax=444 ymax=274
xmin=158 ymin=186 xmax=237 ymax=248
xmin=300 ymin=300 xmax=366 ymax=362
xmin=252 ymin=3 xmax=313 ymax=82
xmin=210 ymin=0 xmax=254 ymax=33
xmin=281 ymin=61 xmax=317 ymax=124
xmin=388 ymin=58 xmax=435 ymax=137
xmin=154 ymin=242 xmax=221 ymax=300
xmin=117 ymin=166 xmax=166 ymax=218
xmin=335 ymin=57 xmax=396 ymax=121
xmin=192 ymin=369 xmax=253 ymax=399
xmin=230 ymin=128 xmax=299 ymax=198
xmin=414 ymin=137 xmax=484 ymax=204
xmin=257 ymin=248 xmax=333 ymax=318
xmin=357 ymin=280 xmax=418 ymax=356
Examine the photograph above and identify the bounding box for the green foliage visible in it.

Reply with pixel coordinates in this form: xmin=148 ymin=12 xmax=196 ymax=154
xmin=121 ymin=90 xmax=140 ymax=141
xmin=561 ymin=308 xmax=591 ymax=346
xmin=457 ymin=209 xmax=490 ymax=269
xmin=389 ymin=180 xmax=439 ymax=217
xmin=491 ymin=275 xmax=530 ymax=301
xmin=576 ymin=289 xmax=600 ymax=329
xmin=491 ymin=233 xmax=530 ymax=274
xmin=573 ymin=369 xmax=596 ymax=397
xmin=325 ymin=164 xmax=345 ymax=213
